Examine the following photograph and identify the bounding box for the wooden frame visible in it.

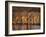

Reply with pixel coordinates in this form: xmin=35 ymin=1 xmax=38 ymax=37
xmin=5 ymin=1 xmax=45 ymax=36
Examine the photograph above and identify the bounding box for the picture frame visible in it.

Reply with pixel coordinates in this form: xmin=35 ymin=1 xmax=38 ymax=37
xmin=5 ymin=1 xmax=45 ymax=36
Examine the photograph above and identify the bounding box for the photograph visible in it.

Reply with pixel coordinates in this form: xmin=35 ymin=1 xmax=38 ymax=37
xmin=5 ymin=1 xmax=45 ymax=36
xmin=12 ymin=7 xmax=40 ymax=30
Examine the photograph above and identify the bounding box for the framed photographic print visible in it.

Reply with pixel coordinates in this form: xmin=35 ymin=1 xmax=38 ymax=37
xmin=5 ymin=1 xmax=45 ymax=36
